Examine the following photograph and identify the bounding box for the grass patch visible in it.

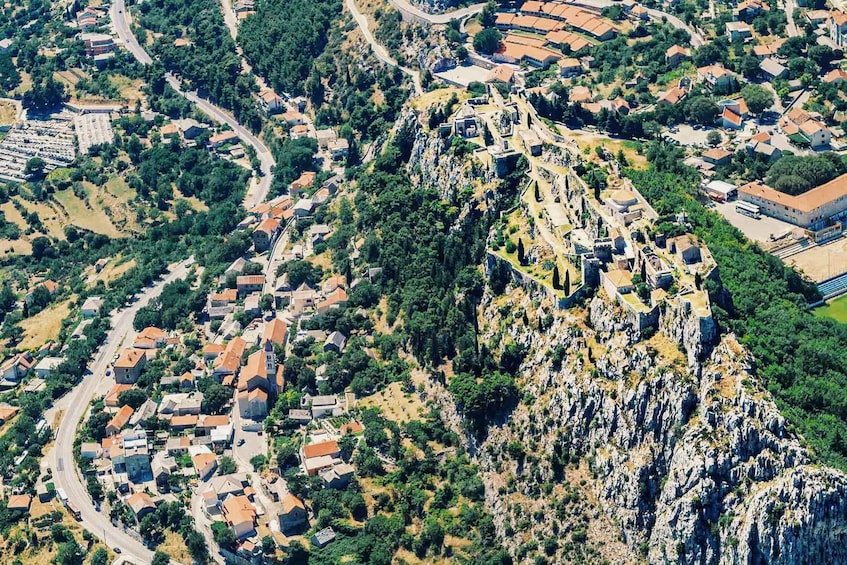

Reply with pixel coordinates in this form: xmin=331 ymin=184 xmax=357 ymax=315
xmin=359 ymin=381 xmax=426 ymax=424
xmin=814 ymin=294 xmax=847 ymax=323
xmin=0 ymin=100 xmax=18 ymax=125
xmin=18 ymin=297 xmax=74 ymax=349
xmin=54 ymin=188 xmax=122 ymax=237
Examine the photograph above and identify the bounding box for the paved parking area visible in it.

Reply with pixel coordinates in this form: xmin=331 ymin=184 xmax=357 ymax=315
xmin=712 ymin=200 xmax=798 ymax=243
xmin=434 ymin=63 xmax=492 ymax=87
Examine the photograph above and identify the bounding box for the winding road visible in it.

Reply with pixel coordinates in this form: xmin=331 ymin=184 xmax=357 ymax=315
xmin=572 ymin=0 xmax=705 ymax=47
xmin=346 ymin=0 xmax=423 ymax=96
xmin=110 ymin=0 xmax=275 ymax=208
xmin=387 ymin=0 xmax=486 ymax=24
xmin=47 ymin=259 xmax=195 ymax=565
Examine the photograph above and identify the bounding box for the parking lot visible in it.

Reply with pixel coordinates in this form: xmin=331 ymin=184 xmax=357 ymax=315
xmin=434 ymin=63 xmax=492 ymax=87
xmin=712 ymin=200 xmax=799 ymax=243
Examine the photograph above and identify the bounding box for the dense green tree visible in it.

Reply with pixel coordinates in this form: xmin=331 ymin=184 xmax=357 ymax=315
xmin=218 ymin=456 xmax=237 ymax=475
xmin=151 ymin=551 xmax=170 ymax=565
xmin=473 ymin=28 xmax=503 ymax=55
xmin=740 ymin=84 xmax=774 ymax=114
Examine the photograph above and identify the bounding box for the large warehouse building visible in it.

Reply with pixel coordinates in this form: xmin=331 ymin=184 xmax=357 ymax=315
xmin=738 ymin=176 xmax=847 ymax=230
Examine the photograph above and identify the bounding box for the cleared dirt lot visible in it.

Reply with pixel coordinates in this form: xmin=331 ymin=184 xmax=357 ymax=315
xmin=786 ymin=236 xmax=847 ymax=282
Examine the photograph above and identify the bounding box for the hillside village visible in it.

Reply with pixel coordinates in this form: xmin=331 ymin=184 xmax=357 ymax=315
xmin=0 ymin=0 xmax=845 ymax=563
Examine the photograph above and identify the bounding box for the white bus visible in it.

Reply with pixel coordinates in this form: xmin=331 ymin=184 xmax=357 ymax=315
xmin=736 ymin=201 xmax=761 ymax=219
xmin=57 ymin=488 xmax=68 ymax=504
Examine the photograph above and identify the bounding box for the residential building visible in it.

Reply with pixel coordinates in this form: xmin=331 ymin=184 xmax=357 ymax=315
xmin=830 ymin=12 xmax=847 ymax=48
xmin=725 ymin=22 xmax=752 ymax=42
xmin=192 ymin=451 xmax=218 ymax=480
xmin=34 ymin=357 xmax=64 ymax=378
xmin=252 ymin=217 xmax=281 ymax=252
xmin=315 ymin=287 xmax=348 ymax=315
xmin=315 ymin=129 xmax=337 ymax=149
xmin=665 ymin=45 xmax=690 ymax=65
xmin=558 ymin=57 xmax=581 ymax=78
xmin=702 ymin=148 xmax=733 ymax=166
xmin=657 ymin=86 xmax=687 ymax=106
xmin=823 ymin=68 xmax=847 ymax=84
xmin=80 ymin=33 xmax=114 ymax=57
xmin=328 ymin=138 xmax=349 ymax=161
xmin=81 ymin=296 xmax=103 ymax=318
xmin=323 ymin=331 xmax=347 ymax=353
xmin=114 ymin=348 xmax=147 ymax=384
xmin=209 ymin=130 xmax=239 ymax=147
xmin=106 ymin=405 xmax=134 ymax=436
xmin=696 ymin=65 xmax=736 ymax=91
xmin=6 ymin=494 xmax=31 ymax=513
xmin=127 ymin=492 xmax=156 ymax=521
xmin=133 ymin=326 xmax=170 ymax=350
xmin=799 ymin=119 xmax=832 ymax=148
xmin=104 ymin=383 xmax=132 ymax=407
xmin=123 ymin=444 xmax=152 ymax=482
xmin=223 ymin=495 xmax=257 ymax=539
xmin=279 ymin=494 xmax=308 ymax=533
xmin=320 ymin=463 xmax=355 ymax=489
xmin=759 ymin=57 xmax=787 ymax=80
xmin=236 ymin=275 xmax=264 ymax=296
xmin=257 ymin=90 xmax=283 ymax=115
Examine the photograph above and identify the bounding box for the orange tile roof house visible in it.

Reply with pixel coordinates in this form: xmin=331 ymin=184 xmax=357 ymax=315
xmin=209 ymin=130 xmax=239 ymax=147
xmin=106 ymin=405 xmax=134 ymax=436
xmin=262 ymin=318 xmax=289 ymax=346
xmin=193 ymin=452 xmax=218 ymax=480
xmin=127 ymin=492 xmax=157 ymax=520
xmin=252 ymin=217 xmax=281 ymax=252
xmin=104 ymin=383 xmax=133 ymax=407
xmin=133 ymin=326 xmax=170 ymax=349
xmin=279 ymin=494 xmax=308 ymax=533
xmin=290 ymin=171 xmax=316 ymax=195
xmin=223 ymin=495 xmax=257 ymax=539
xmin=302 ymin=440 xmax=340 ymax=460
xmin=316 ymin=287 xmax=348 ymax=315
xmin=666 ymin=45 xmax=690 ymax=65
xmin=114 ymin=348 xmax=147 ymax=384
xmin=236 ymin=275 xmax=265 ymax=296
xmin=6 ymin=494 xmax=32 ymax=512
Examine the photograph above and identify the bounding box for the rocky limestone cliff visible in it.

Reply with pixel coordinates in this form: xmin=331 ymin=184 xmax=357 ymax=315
xmin=402 ymin=108 xmax=496 ymax=204
xmin=474 ymin=290 xmax=847 ymax=564
xmin=398 ymin=114 xmax=847 ymax=564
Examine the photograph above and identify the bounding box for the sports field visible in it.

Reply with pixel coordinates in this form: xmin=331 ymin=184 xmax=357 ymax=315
xmin=814 ymin=295 xmax=847 ymax=324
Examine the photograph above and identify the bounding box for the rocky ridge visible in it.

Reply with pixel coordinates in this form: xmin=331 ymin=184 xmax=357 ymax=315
xmin=475 ymin=290 xmax=847 ymax=564
xmin=401 ymin=103 xmax=847 ymax=564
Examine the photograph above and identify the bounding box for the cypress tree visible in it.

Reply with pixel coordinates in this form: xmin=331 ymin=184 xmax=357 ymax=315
xmin=564 ymin=270 xmax=571 ymax=296
xmin=517 ymin=238 xmax=525 ymax=265
xmin=552 ymin=265 xmax=560 ymax=289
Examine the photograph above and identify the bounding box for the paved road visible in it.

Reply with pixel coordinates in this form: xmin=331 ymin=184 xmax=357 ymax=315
xmin=573 ymin=0 xmax=705 ymax=47
xmin=111 ymin=0 xmax=274 ymax=208
xmin=346 ymin=0 xmax=423 ymax=95
xmin=387 ymin=0 xmax=485 ymax=24
xmin=48 ymin=258 xmax=195 ymax=565
xmin=784 ymin=0 xmax=801 ymax=38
